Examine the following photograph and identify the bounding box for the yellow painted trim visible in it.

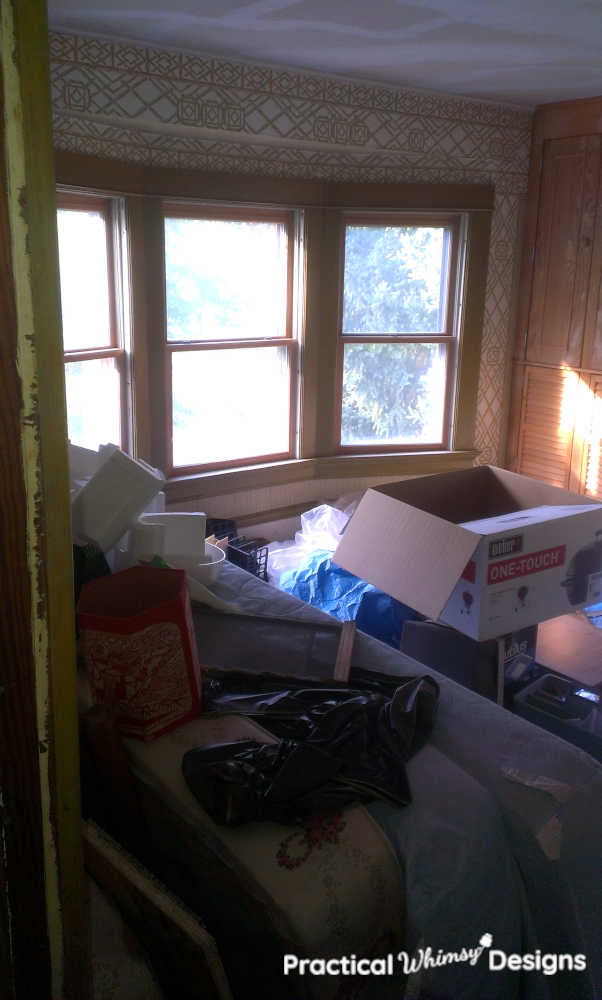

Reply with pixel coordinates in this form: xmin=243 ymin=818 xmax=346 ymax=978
xmin=1 ymin=2 xmax=62 ymax=994
xmin=3 ymin=2 xmax=87 ymax=996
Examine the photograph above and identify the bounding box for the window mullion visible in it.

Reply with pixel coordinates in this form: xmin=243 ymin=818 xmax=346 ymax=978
xmin=451 ymin=211 xmax=491 ymax=451
xmin=139 ymin=197 xmax=170 ymax=471
xmin=300 ymin=206 xmax=341 ymax=458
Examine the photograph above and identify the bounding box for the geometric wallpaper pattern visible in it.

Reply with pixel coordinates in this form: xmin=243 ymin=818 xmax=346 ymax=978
xmin=49 ymin=31 xmax=532 ymax=464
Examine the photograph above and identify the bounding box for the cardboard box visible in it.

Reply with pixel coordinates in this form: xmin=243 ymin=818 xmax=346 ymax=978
xmin=401 ymin=620 xmax=538 ymax=702
xmin=334 ymin=466 xmax=602 ymax=641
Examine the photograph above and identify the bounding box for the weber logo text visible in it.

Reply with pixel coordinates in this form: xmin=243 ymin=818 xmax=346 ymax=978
xmin=489 ymin=535 xmax=523 ymax=559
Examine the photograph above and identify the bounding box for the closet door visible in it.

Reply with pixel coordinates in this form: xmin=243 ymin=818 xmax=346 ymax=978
xmin=526 ymin=134 xmax=601 ymax=368
xmin=515 ymin=366 xmax=583 ymax=489
xmin=580 ymin=375 xmax=602 ymax=499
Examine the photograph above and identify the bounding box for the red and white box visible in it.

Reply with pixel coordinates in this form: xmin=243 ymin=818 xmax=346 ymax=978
xmin=77 ymin=566 xmax=202 ymax=740
xmin=334 ymin=466 xmax=602 ymax=641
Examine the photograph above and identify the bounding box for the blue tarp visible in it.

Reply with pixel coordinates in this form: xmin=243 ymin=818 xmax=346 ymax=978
xmin=279 ymin=549 xmax=420 ymax=649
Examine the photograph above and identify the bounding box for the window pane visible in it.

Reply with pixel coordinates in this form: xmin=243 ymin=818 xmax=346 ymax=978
xmin=172 ymin=347 xmax=291 ymax=467
xmin=165 ymin=217 xmax=289 ymax=342
xmin=342 ymin=225 xmax=449 ymax=334
xmin=57 ymin=208 xmax=113 ymax=351
xmin=341 ymin=342 xmax=447 ymax=446
xmin=65 ymin=358 xmax=121 ymax=450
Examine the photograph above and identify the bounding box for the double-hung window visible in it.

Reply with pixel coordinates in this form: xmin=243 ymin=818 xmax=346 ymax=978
xmin=56 ymin=193 xmax=127 ymax=451
xmin=337 ymin=214 xmax=460 ymax=451
xmin=55 ymin=172 xmax=488 ymax=485
xmin=163 ymin=205 xmax=296 ymax=473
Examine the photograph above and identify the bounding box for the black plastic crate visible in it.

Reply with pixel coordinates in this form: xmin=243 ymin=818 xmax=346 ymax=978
xmin=205 ymin=517 xmax=237 ymax=542
xmin=227 ymin=535 xmax=269 ymax=581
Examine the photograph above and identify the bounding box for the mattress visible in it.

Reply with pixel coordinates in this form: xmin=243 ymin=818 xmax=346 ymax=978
xmin=124 ymin=562 xmax=601 ymax=999
xmin=125 ymin=712 xmax=405 ymax=1000
xmin=207 ymin=563 xmax=602 ymax=1000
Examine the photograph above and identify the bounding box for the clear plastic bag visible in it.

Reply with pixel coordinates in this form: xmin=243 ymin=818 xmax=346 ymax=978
xmin=268 ymin=499 xmax=420 ymax=648
xmin=267 ymin=503 xmax=352 ymax=585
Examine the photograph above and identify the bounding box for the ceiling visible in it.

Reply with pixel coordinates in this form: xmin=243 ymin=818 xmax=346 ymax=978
xmin=47 ymin=0 xmax=602 ymax=108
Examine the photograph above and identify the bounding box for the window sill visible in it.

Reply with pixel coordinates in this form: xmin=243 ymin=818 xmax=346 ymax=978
xmin=165 ymin=449 xmax=478 ymax=503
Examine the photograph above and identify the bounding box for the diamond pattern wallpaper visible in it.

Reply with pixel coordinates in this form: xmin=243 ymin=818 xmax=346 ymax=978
xmin=49 ymin=30 xmax=532 ymax=464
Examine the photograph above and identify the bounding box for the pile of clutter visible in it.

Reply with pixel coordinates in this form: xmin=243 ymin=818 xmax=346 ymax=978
xmin=69 ymin=442 xmax=225 ymax=594
xmin=70 ymin=442 xmax=227 ymax=741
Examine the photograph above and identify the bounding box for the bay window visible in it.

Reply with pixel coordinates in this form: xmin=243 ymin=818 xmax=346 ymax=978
xmin=55 ymin=162 xmax=491 ymax=493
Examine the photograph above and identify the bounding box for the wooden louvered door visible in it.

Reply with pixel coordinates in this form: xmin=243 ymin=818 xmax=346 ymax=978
xmin=580 ymin=375 xmax=602 ymax=499
xmin=508 ymin=101 xmax=602 ymax=496
xmin=515 ymin=366 xmax=585 ymax=490
xmin=526 ymin=134 xmax=601 ymax=368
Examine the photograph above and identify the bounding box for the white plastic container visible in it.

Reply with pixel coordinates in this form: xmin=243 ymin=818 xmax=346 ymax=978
xmin=132 ymin=511 xmax=207 ymax=566
xmin=71 ymin=449 xmax=164 ymax=552
xmin=171 ymin=541 xmax=226 ymax=585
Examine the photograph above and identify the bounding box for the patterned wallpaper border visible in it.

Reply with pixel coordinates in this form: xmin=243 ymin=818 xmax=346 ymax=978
xmin=49 ymin=29 xmax=533 ymax=465
xmin=49 ymin=31 xmax=531 ymax=129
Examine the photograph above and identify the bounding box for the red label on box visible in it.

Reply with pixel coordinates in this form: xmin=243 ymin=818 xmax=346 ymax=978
xmin=461 ymin=559 xmax=476 ymax=583
xmin=487 ymin=544 xmax=566 ymax=585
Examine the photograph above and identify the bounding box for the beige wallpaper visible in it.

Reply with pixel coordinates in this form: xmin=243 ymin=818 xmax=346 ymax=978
xmin=49 ymin=30 xmax=532 ymax=466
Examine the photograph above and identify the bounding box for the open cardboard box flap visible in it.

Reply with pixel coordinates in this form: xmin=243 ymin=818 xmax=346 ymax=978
xmin=334 ymin=466 xmax=601 ymax=624
xmin=334 ymin=489 xmax=481 ymax=621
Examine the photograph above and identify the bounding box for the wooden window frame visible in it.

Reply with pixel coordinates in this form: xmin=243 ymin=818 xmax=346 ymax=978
xmin=162 ymin=202 xmax=297 ymax=475
xmin=333 ymin=211 xmax=461 ymax=454
xmin=56 ymin=191 xmax=128 ymax=451
xmin=54 ymin=153 xmax=493 ymax=493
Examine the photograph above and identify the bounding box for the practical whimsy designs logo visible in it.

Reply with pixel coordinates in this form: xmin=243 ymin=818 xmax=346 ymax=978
xmin=398 ymin=932 xmax=493 ymax=975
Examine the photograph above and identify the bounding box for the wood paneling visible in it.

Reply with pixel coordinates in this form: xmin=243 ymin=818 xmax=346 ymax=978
xmin=531 ymin=97 xmax=602 ymax=144
xmin=526 ymin=134 xmax=601 ymax=367
xmin=582 ymin=163 xmax=602 ymax=372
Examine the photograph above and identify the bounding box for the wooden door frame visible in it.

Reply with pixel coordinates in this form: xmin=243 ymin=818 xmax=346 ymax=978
xmin=0 ymin=1 xmax=88 ymax=997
